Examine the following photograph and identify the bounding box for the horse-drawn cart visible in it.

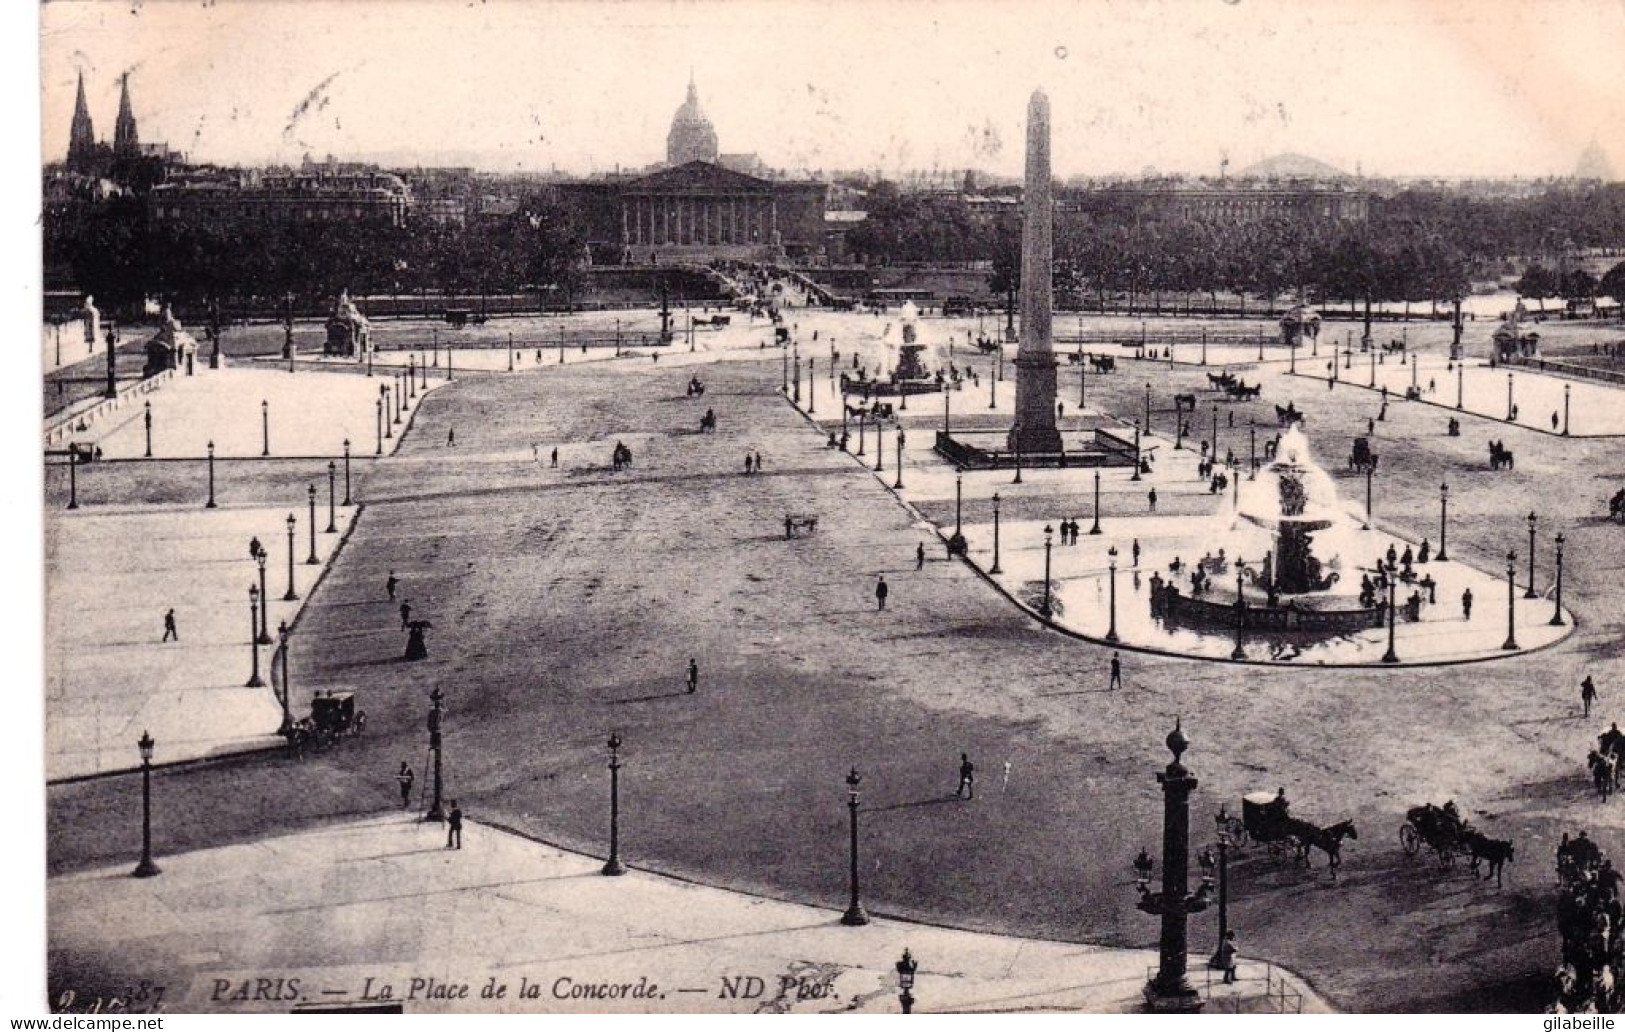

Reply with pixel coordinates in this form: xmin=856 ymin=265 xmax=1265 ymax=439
xmin=288 ymin=690 xmax=366 ymax=755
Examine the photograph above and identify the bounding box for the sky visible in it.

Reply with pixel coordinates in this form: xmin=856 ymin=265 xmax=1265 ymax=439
xmin=37 ymin=0 xmax=1625 ymax=179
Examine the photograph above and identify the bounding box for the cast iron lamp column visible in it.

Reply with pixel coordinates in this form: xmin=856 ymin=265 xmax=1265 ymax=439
xmin=895 ymin=949 xmax=918 ymax=1014
xmin=205 ymin=440 xmax=216 ymax=508
xmin=1248 ymin=421 xmax=1257 ymax=480
xmin=1231 ymin=567 xmax=1247 ymax=661
xmin=143 ymin=401 xmax=153 ymax=458
xmin=1012 ymin=422 xmax=1023 ymax=484
xmin=276 ymin=621 xmax=293 ymax=736
xmin=874 ymin=415 xmax=885 ymax=473
xmin=425 ymin=688 xmax=445 ymax=822
xmin=306 ymin=485 xmax=320 ymax=564
xmin=893 ymin=427 xmax=905 ymax=489
xmin=1507 ymin=372 xmax=1515 ymax=420
xmin=841 ymin=767 xmax=870 ymax=925
xmin=132 ymin=731 xmax=161 ymax=878
xmin=383 ymin=387 xmax=394 ymax=439
xmin=376 ymin=398 xmax=384 ymax=455
xmin=1090 ymin=470 xmax=1102 ymax=535
xmin=283 ymin=514 xmax=299 ymax=601
xmin=1457 ymin=362 xmax=1464 ymax=410
xmin=1107 ymin=545 xmax=1120 ymax=642
xmin=1525 ymin=512 xmax=1539 ymax=598
xmin=1040 ymin=524 xmax=1055 ymax=618
xmin=1502 ymin=551 xmax=1520 ymax=651
xmin=342 ymin=439 xmax=353 ymax=506
xmin=1550 ymin=534 xmax=1566 ymax=626
xmin=1132 ymin=420 xmax=1142 ymax=482
xmin=948 ymin=468 xmax=966 ymax=556
xmin=67 ymin=444 xmax=79 ymax=510
xmin=602 ymin=732 xmax=627 ymax=876
xmin=1564 ymin=384 xmax=1571 ymax=436
xmin=246 ymin=584 xmax=265 ymax=687
xmin=1437 ymin=484 xmax=1450 ymax=561
xmin=809 ymin=357 xmax=817 ymax=413
xmin=326 ymin=462 xmax=338 ymax=532
xmin=1136 ymin=721 xmax=1210 ymax=1012
xmin=251 ymin=539 xmax=273 ymax=643
xmin=1381 ymin=546 xmax=1400 ymax=664
xmin=856 ymin=410 xmax=866 ymax=456
xmin=990 ymin=492 xmax=1003 ymax=574
xmin=261 ymin=400 xmax=270 ymax=457
xmin=1364 ymin=462 xmax=1375 ymax=530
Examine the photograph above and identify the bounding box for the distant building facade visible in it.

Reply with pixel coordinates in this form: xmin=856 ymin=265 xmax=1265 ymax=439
xmin=148 ymin=167 xmax=413 ymax=230
xmin=62 ymin=71 xmax=183 ymax=181
xmin=560 ymin=77 xmax=827 ymax=262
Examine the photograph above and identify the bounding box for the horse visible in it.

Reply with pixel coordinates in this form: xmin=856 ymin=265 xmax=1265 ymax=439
xmin=1286 ymin=817 xmax=1358 ymax=880
xmin=1462 ymin=830 xmax=1515 ymax=887
xmin=1591 ymin=750 xmax=1616 ymax=801
xmin=1489 ymin=441 xmax=1515 ymax=471
xmin=700 ymin=409 xmax=717 ymax=433
xmin=1609 ymin=488 xmax=1625 ymax=523
xmin=1207 ymin=371 xmax=1237 ymax=389
xmin=1089 ymin=354 xmax=1116 ymax=373
xmin=1276 ymin=403 xmax=1304 ymax=427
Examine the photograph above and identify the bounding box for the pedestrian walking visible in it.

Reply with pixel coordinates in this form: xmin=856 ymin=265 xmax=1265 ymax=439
xmin=687 ymin=657 xmax=699 ymax=694
xmin=1001 ymin=760 xmax=1012 ymax=794
xmin=956 ymin=753 xmax=975 ymax=799
xmin=1110 ymin=651 xmax=1123 ymax=690
xmin=1131 ymin=539 xmax=1141 ymax=567
xmin=744 ymin=452 xmax=753 ymax=475
xmin=386 ymin=572 xmax=399 ymax=601
xmin=447 ymin=428 xmax=456 ymax=446
xmin=550 ymin=447 xmax=559 ymax=467
xmin=400 ymin=600 xmax=412 ymax=630
xmin=1462 ymin=587 xmax=1473 ymax=620
xmin=1148 ymin=487 xmax=1158 ymax=513
xmin=916 ymin=543 xmax=926 ymax=570
xmin=876 ymin=574 xmax=889 ymax=611
xmin=1217 ymin=930 xmax=1239 ymax=984
xmin=446 ymin=800 xmax=463 ymax=849
xmin=162 ymin=608 xmax=178 ymax=642
xmin=1553 ymin=411 xmax=1561 ymax=431
xmin=754 ymin=451 xmax=763 ymax=473
xmin=1583 ymin=676 xmax=1598 ymax=718
xmin=396 ymin=762 xmax=415 ymax=809
xmin=532 ymin=443 xmax=540 ymax=462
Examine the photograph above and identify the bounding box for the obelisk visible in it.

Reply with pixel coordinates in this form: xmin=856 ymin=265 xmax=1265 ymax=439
xmin=1009 ymin=89 xmax=1062 ymax=456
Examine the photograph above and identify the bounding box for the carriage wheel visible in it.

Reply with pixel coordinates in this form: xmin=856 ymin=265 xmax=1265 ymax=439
xmin=1400 ymin=824 xmax=1420 ymax=857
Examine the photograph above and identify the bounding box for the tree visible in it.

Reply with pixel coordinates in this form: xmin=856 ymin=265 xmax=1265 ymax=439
xmin=1599 ymin=261 xmax=1625 ymax=321
xmin=1516 ymin=264 xmax=1559 ymax=313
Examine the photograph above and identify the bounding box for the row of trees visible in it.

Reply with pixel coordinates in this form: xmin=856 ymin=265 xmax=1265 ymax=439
xmin=849 ymin=181 xmax=1625 ymax=311
xmin=44 ymin=190 xmax=586 ymax=317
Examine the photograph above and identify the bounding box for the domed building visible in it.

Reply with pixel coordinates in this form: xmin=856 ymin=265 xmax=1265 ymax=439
xmin=667 ymin=75 xmax=719 ymax=166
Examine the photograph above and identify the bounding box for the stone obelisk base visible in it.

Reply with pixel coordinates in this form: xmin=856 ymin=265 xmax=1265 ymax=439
xmin=1009 ymin=353 xmax=1062 ymax=454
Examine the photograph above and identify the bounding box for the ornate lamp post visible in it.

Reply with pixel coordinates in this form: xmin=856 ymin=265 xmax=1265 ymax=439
xmin=895 ymin=949 xmax=918 ymax=1015
xmin=1382 ymin=545 xmax=1400 ymax=664
xmin=143 ymin=401 xmax=153 ymax=458
xmin=397 ymin=370 xmax=407 ymax=420
xmin=948 ymin=468 xmax=966 ymax=556
xmin=1040 ymin=524 xmax=1055 ymax=618
xmin=1144 ymin=382 xmax=1152 ymax=436
xmin=989 ymin=357 xmax=998 ymax=409
xmin=874 ymin=414 xmax=885 ymax=473
xmin=1136 ymin=721 xmax=1210 ymax=1012
xmin=809 ymin=357 xmax=817 ymax=413
xmin=1131 ymin=420 xmax=1142 ymax=482
xmin=383 ymin=386 xmax=394 ymax=439
xmin=104 ymin=323 xmax=119 ymax=398
xmin=1456 ymin=362 xmax=1464 ymax=410
xmin=342 ymin=439 xmax=353 ymax=506
xmin=602 ymin=732 xmax=627 ymax=876
xmin=990 ymin=491 xmax=1003 ymax=574
xmin=376 ymin=397 xmax=385 ymax=455
xmin=261 ymin=400 xmax=271 ymax=457
xmin=205 ymin=440 xmax=217 ymax=508
xmin=283 ymin=513 xmax=299 ymax=601
xmin=276 ymin=620 xmax=293 ymax=736
xmin=1012 ymin=422 xmax=1023 ymax=484
xmin=1206 ymin=807 xmax=1231 ymax=970
xmin=426 ymin=688 xmax=446 ymax=822
xmin=893 ymin=426 xmax=905 ymax=490
xmin=841 ymin=767 xmax=869 ymax=926
xmin=132 ymin=731 xmax=161 ymax=878
xmin=1525 ymin=512 xmax=1539 ymax=599
xmin=66 ymin=444 xmax=79 ymax=510
xmin=1107 ymin=545 xmax=1120 ymax=642
xmin=793 ymin=346 xmax=801 ymax=405
xmin=1090 ymin=470 xmax=1102 ymax=535
xmin=1551 ymin=534 xmax=1566 ymax=626
xmin=1363 ymin=460 xmax=1375 ymax=530
xmin=781 ymin=346 xmax=788 ymax=393
xmin=1437 ymin=484 xmax=1449 ymax=561
xmin=943 ymin=375 xmax=952 ymax=436
xmin=409 ymin=355 xmax=417 ymax=395
xmin=251 ymin=538 xmax=272 ymax=644
xmin=1502 ymin=551 xmax=1520 ymax=651
xmin=1248 ymin=421 xmax=1256 ymax=480
xmin=246 ymin=584 xmax=265 ymax=687
xmin=306 ymin=484 xmax=319 ymax=564
xmin=1231 ymin=567 xmax=1247 ymax=661
xmin=326 ymin=462 xmax=338 ymax=532
xmin=856 ymin=409 xmax=866 ymax=456
xmin=1210 ymin=405 xmax=1219 ymax=462
xmin=1564 ymin=384 xmax=1572 ymax=436
xmin=1507 ymin=372 xmax=1515 ymax=421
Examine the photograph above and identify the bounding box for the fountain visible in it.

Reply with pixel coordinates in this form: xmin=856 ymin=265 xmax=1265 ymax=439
xmin=839 ymin=300 xmax=947 ymax=400
xmin=1151 ymin=426 xmax=1386 ymax=636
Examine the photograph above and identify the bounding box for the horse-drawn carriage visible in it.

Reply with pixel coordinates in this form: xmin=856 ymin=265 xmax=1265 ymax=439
xmin=1087 ymin=354 xmax=1116 ymax=373
xmin=1225 ymin=378 xmax=1262 ymax=401
xmin=1207 ymin=371 xmax=1238 ymax=391
xmin=1489 ymin=440 xmax=1515 ymax=470
xmin=1609 ymin=488 xmax=1625 ymax=524
xmin=1401 ymin=801 xmax=1515 ymax=885
xmin=1349 ymin=436 xmax=1378 ymax=474
xmin=1275 ymin=402 xmax=1304 ymax=428
xmin=1220 ymin=791 xmax=1358 ymax=880
xmin=288 ymin=690 xmax=366 ymax=755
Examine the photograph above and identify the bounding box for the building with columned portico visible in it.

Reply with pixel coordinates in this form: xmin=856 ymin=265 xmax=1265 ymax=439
xmin=559 ymin=78 xmax=827 ymax=264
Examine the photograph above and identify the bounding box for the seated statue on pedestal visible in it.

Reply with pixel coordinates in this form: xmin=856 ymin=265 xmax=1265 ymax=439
xmin=142 ymin=304 xmax=197 ymax=378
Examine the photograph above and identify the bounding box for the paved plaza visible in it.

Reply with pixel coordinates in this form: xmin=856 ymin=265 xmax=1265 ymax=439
xmin=41 ymin=307 xmax=1625 ymax=1013
xmin=47 ymin=815 xmax=1327 ymax=1014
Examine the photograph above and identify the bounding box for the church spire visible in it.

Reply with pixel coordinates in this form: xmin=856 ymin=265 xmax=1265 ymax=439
xmin=113 ymin=72 xmax=139 ymax=158
xmin=67 ymin=69 xmax=97 ymax=170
